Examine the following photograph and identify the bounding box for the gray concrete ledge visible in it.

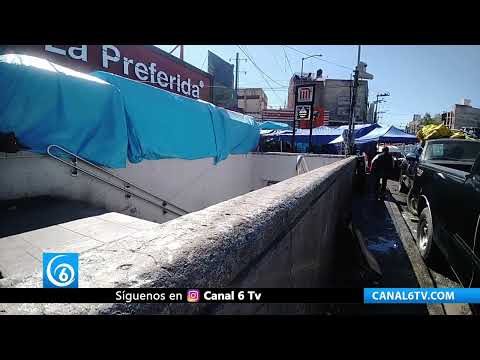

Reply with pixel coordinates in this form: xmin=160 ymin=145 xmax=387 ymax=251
xmin=0 ymin=156 xmax=356 ymax=315
xmin=251 ymin=152 xmax=346 ymax=159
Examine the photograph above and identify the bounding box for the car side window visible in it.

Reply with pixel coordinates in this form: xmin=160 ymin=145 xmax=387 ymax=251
xmin=472 ymin=155 xmax=480 ymax=175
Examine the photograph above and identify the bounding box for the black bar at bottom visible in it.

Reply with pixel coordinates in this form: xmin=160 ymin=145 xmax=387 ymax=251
xmin=0 ymin=288 xmax=363 ymax=304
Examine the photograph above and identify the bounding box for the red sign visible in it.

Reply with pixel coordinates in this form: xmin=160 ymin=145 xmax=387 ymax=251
xmin=2 ymin=45 xmax=213 ymax=102
xmin=261 ymin=109 xmax=294 ymax=120
xmin=297 ymin=86 xmax=314 ymax=103
xmin=298 ymin=107 xmax=328 ymax=129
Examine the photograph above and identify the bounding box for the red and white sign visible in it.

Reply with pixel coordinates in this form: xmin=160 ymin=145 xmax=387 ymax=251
xmin=295 ymin=105 xmax=312 ymax=121
xmin=3 ymin=45 xmax=213 ymax=102
xmin=261 ymin=109 xmax=294 ymax=120
xmin=297 ymin=86 xmax=314 ymax=103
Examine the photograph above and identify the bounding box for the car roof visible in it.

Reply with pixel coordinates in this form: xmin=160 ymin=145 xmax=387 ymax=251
xmin=427 ymin=138 xmax=478 ymax=143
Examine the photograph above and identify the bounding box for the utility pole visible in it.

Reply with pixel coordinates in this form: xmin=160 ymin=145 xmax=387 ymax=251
xmin=230 ymin=53 xmax=247 ymax=110
xmin=348 ymin=45 xmax=361 ymax=155
xmin=374 ymin=92 xmax=390 ymax=123
xmin=235 ymin=52 xmax=239 ymax=104
xmin=374 ymin=94 xmax=380 ymax=123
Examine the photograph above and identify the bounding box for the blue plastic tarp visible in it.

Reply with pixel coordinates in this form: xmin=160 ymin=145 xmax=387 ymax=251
xmin=0 ymin=54 xmax=129 ymax=168
xmin=329 ymin=123 xmax=382 ymax=144
xmin=0 ymin=54 xmax=260 ymax=169
xmin=355 ymin=125 xmax=418 ymax=144
xmin=273 ymin=126 xmax=345 ymax=145
xmin=258 ymin=121 xmax=292 ymax=131
xmin=91 ymin=71 xmax=260 ymax=164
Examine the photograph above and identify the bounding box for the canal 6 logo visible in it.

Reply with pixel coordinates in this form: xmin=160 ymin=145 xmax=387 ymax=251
xmin=43 ymin=253 xmax=78 ymax=288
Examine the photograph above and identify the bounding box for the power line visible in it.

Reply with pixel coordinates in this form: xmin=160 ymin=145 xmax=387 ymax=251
xmin=237 ymin=45 xmax=287 ymax=88
xmin=200 ymin=54 xmax=208 ymax=71
xmin=269 ymin=47 xmax=285 ymax=75
xmin=237 ymin=45 xmax=284 ymax=104
xmin=283 ymin=45 xmax=354 ymax=71
xmin=283 ymin=47 xmax=294 ymax=76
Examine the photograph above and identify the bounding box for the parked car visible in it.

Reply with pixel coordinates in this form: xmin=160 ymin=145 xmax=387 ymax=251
xmin=398 ymin=146 xmax=423 ymax=193
xmin=407 ymin=138 xmax=480 ymax=289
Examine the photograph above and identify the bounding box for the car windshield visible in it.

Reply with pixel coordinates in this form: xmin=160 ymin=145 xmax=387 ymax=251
xmin=424 ymin=141 xmax=480 ymax=161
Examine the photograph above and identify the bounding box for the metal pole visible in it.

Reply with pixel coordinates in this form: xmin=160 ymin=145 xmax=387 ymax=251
xmin=301 ymin=58 xmax=304 ymax=79
xmin=309 ymin=110 xmax=314 ymax=153
xmin=351 ymin=45 xmax=362 ymax=155
xmin=292 ymin=86 xmax=298 ymax=153
xmin=348 ymin=46 xmax=361 ymax=155
xmin=235 ymin=52 xmax=239 ymax=106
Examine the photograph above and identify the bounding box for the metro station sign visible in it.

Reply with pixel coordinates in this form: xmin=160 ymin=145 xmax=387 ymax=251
xmin=297 ymin=86 xmax=314 ymax=103
xmin=295 ymin=105 xmax=312 ymax=121
xmin=294 ymin=84 xmax=315 ymax=122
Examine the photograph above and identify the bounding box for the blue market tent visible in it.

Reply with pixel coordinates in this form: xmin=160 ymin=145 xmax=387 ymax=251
xmin=329 ymin=123 xmax=382 ymax=144
xmin=0 ymin=53 xmax=260 ymax=168
xmin=276 ymin=126 xmax=345 ymax=145
xmin=354 ymin=125 xmax=417 ymax=144
xmin=258 ymin=121 xmax=292 ymax=131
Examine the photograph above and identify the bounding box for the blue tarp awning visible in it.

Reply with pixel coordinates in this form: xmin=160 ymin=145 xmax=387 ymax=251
xmin=91 ymin=71 xmax=259 ymax=164
xmin=329 ymin=123 xmax=382 ymax=144
xmin=263 ymin=126 xmax=345 ymax=145
xmin=0 ymin=54 xmax=260 ymax=168
xmin=258 ymin=121 xmax=292 ymax=131
xmin=0 ymin=54 xmax=129 ymax=168
xmin=262 ymin=125 xmax=384 ymax=146
xmin=354 ymin=125 xmax=418 ymax=144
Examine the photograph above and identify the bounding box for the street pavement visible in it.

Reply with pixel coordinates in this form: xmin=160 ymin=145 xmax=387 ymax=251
xmin=387 ymin=179 xmax=472 ymax=315
xmin=328 ymin=174 xmax=472 ymax=315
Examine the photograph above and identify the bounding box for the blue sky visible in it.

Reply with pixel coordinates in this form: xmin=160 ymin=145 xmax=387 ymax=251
xmin=157 ymin=45 xmax=480 ymax=129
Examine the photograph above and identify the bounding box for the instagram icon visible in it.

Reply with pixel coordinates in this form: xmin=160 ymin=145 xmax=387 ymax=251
xmin=187 ymin=289 xmax=200 ymax=303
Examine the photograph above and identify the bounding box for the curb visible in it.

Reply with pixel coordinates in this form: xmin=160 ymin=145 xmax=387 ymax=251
xmin=384 ymin=191 xmax=446 ymax=315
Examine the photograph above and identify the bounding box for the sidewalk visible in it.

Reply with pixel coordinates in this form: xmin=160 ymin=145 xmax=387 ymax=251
xmin=329 ymin=174 xmax=443 ymax=315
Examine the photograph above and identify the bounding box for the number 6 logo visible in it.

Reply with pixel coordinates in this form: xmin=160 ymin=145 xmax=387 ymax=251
xmin=43 ymin=253 xmax=78 ymax=288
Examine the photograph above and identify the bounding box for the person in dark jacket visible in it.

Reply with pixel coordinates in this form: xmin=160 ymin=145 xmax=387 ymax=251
xmin=371 ymin=146 xmax=394 ymax=200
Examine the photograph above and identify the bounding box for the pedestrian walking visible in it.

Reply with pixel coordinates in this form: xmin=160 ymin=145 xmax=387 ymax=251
xmin=371 ymin=146 xmax=394 ymax=200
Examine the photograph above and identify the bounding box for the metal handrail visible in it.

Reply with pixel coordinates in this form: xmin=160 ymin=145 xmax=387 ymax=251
xmin=296 ymin=154 xmax=309 ymax=175
xmin=46 ymin=144 xmax=188 ymax=217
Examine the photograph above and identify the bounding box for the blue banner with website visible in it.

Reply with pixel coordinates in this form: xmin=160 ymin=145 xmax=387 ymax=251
xmin=364 ymin=288 xmax=480 ymax=304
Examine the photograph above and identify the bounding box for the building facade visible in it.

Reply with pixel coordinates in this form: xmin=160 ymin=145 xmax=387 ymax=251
xmin=442 ymin=99 xmax=480 ymax=132
xmin=286 ymin=73 xmax=369 ymax=126
xmin=237 ymin=88 xmax=268 ymax=118
xmin=406 ymin=114 xmax=422 ymax=134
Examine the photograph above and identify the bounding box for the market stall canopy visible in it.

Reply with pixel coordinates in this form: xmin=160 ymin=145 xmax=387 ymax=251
xmin=329 ymin=123 xmax=382 ymax=144
xmin=0 ymin=54 xmax=129 ymax=168
xmin=354 ymin=125 xmax=417 ymax=144
xmin=0 ymin=54 xmax=260 ymax=168
xmin=258 ymin=121 xmax=292 ymax=131
xmin=93 ymin=71 xmax=260 ymax=164
xmin=263 ymin=126 xmax=345 ymax=145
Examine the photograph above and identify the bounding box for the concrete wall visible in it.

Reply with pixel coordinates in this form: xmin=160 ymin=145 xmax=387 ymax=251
xmin=250 ymin=152 xmax=344 ymax=188
xmin=0 ymin=156 xmax=356 ymax=315
xmin=0 ymin=151 xmax=344 ymax=224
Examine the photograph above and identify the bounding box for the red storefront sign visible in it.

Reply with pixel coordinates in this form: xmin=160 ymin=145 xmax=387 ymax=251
xmin=298 ymin=107 xmax=328 ymax=129
xmin=261 ymin=109 xmax=294 ymax=120
xmin=2 ymin=45 xmax=213 ymax=102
